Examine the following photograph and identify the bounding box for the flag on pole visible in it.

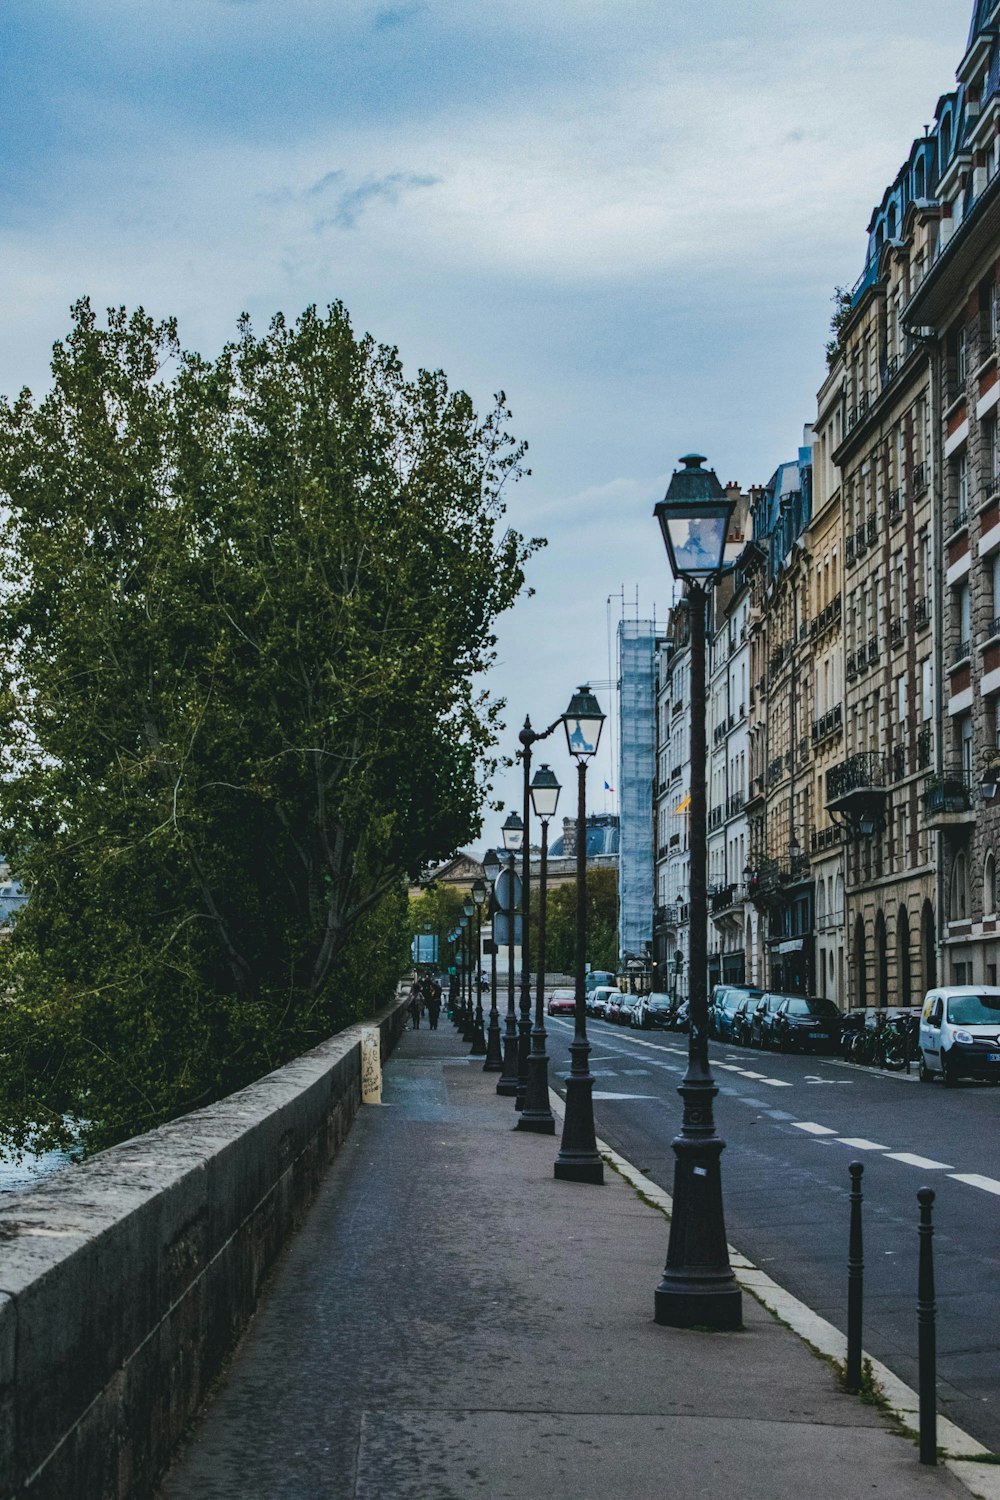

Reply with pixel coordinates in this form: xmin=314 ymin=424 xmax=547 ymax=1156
xmin=604 ymin=780 xmax=615 ymax=793
xmin=674 ymin=791 xmax=691 ymax=813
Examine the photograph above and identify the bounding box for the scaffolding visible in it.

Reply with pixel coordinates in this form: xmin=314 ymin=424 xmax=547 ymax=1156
xmin=617 ymin=618 xmax=657 ymax=962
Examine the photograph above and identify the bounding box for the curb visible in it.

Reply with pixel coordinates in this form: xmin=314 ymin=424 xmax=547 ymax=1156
xmin=547 ymin=1087 xmax=1000 ymax=1499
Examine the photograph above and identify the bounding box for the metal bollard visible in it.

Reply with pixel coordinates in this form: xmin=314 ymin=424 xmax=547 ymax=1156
xmin=846 ymin=1161 xmax=864 ymax=1391
xmin=917 ymin=1187 xmax=937 ymax=1466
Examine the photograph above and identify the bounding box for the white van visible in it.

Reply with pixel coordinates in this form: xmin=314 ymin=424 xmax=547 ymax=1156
xmin=918 ymin=986 xmax=1000 ymax=1086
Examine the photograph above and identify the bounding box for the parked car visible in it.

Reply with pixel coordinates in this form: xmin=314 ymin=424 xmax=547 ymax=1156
xmin=606 ymin=991 xmax=630 ymax=1023
xmin=587 ymin=985 xmax=620 ymax=1020
xmin=729 ymin=993 xmax=760 ymax=1047
xmin=711 ymin=985 xmax=763 ymax=1042
xmin=634 ymin=992 xmax=676 ymax=1029
xmin=771 ymin=995 xmax=841 ymax=1053
xmin=918 ymin=986 xmax=1000 ymax=1085
xmin=546 ymin=987 xmax=577 ymax=1016
xmin=672 ymin=999 xmax=690 ymax=1033
xmin=749 ymin=992 xmax=790 ymax=1048
xmin=621 ymin=995 xmax=642 ymax=1027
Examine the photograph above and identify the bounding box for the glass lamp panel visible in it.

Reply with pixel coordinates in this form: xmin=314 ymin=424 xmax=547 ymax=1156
xmin=472 ymin=878 xmax=487 ymax=907
xmin=462 ymin=900 xmax=474 ymax=917
xmin=530 ymin=765 xmax=561 ymax=818
xmin=563 ymin=714 xmax=603 ymax=758
xmin=482 ymin=850 xmax=500 ymax=882
xmin=664 ymin=513 xmax=728 ymax=577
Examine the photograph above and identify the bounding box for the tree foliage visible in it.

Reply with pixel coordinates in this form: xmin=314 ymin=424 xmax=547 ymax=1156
xmin=539 ymin=868 xmax=619 ymax=975
xmin=0 ymin=299 xmax=538 ymax=1154
xmin=825 ymin=285 xmax=853 ymax=369
xmin=408 ymin=882 xmax=468 ymax=972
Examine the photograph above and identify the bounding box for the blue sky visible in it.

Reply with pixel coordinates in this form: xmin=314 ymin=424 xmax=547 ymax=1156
xmin=0 ymin=0 xmax=972 ymax=841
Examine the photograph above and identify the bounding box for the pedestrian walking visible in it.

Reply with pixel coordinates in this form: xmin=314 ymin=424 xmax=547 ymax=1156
xmin=409 ymin=983 xmax=424 ymax=1030
xmin=427 ymin=979 xmax=442 ymax=1030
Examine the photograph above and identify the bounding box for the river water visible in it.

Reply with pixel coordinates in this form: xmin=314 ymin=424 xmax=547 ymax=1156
xmin=0 ymin=1147 xmax=73 ymax=1194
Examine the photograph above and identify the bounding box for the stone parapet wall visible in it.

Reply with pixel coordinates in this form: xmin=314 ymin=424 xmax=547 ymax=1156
xmin=0 ymin=996 xmax=409 ymax=1500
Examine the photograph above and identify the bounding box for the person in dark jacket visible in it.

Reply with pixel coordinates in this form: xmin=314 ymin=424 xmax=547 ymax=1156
xmin=409 ymin=984 xmax=423 ymax=1029
xmin=426 ymin=979 xmax=442 ymax=1030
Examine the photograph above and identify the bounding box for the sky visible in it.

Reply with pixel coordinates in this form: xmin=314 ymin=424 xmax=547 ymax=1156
xmin=0 ymin=0 xmax=973 ymax=848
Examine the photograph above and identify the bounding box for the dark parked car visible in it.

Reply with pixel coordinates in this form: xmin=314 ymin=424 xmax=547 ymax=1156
xmin=730 ymin=994 xmax=760 ymax=1047
xmin=636 ymin=993 xmax=676 ymax=1029
xmin=771 ymin=995 xmax=841 ymax=1052
xmin=606 ymin=991 xmax=630 ymax=1024
xmin=749 ymin=992 xmax=790 ymax=1049
xmin=711 ymin=985 xmax=763 ymax=1041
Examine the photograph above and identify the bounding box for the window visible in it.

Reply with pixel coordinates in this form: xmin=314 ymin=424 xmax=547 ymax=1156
xmin=957 ymin=451 xmax=969 ymax=520
xmin=993 ymin=555 xmax=1000 ymax=625
xmin=984 ymin=416 xmax=999 ymax=488
xmin=984 ymin=853 xmax=997 ymax=918
xmin=957 ymin=582 xmax=972 ymax=646
xmin=952 ymin=851 xmax=969 ymax=921
xmin=957 ymin=324 xmax=968 ymax=385
xmin=922 ymin=658 xmax=934 ymax=721
xmin=960 ymin=713 xmax=974 ymax=778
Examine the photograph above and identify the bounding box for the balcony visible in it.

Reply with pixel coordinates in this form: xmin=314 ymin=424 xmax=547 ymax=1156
xmin=826 ymin=751 xmax=888 ymax=833
xmin=889 ymin=616 xmax=905 ymax=647
xmin=909 ymin=463 xmax=927 ymax=498
xmin=917 ymin=726 xmax=933 ymax=769
xmin=846 ymin=535 xmax=856 ymax=564
xmin=710 ymin=883 xmax=743 ymax=916
xmin=811 ymin=703 xmax=843 ymax=744
xmin=747 ymin=774 xmax=765 ymax=803
xmin=766 ymin=756 xmax=784 ymax=788
xmin=923 ymin=765 xmax=974 ymax=824
xmin=810 ymin=825 xmax=841 ymax=854
xmin=726 ymin=792 xmax=745 ymax=819
xmin=747 ymin=858 xmax=782 ymax=903
xmin=888 ymin=488 xmax=904 ymax=522
xmin=951 ymin=638 xmax=972 ymax=669
xmin=781 ymin=850 xmax=812 ymax=883
xmin=854 ymin=524 xmax=868 ymax=558
xmin=867 ymin=636 xmax=879 ymax=663
xmin=708 ymin=806 xmax=724 ymax=830
xmin=913 ymin=597 xmax=931 ymax=629
xmin=866 ymin=515 xmax=877 ymax=544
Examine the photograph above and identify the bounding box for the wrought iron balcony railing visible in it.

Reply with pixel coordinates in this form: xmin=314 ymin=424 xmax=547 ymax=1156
xmin=923 ymin=765 xmax=973 ymax=817
xmin=827 ymin=751 xmax=886 ymax=805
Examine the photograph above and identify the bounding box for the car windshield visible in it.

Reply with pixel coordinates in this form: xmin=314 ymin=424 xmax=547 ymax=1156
xmin=551 ymin=990 xmax=575 ymax=1000
xmin=647 ymin=997 xmax=672 ymax=1010
xmin=726 ymin=989 xmax=761 ymax=1010
xmin=946 ymin=993 xmax=1000 ymax=1024
xmin=785 ymin=998 xmax=839 ymax=1017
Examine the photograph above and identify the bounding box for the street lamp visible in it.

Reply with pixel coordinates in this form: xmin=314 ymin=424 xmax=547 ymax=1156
xmin=652 ymin=453 xmax=742 ymax=1330
xmin=469 ymin=879 xmax=488 ymax=1056
xmin=497 ymin=813 xmax=524 ymax=1096
xmin=481 ymin=850 xmax=504 ymax=1070
xmin=554 ymin=685 xmax=605 ymax=1184
xmin=514 ymin=714 xmax=562 ymax=1111
xmin=517 ymin=762 xmax=561 ymax=1134
xmin=461 ymin=898 xmax=475 ymax=1040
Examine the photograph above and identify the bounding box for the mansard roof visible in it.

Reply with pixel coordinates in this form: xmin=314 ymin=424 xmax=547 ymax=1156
xmin=968 ymin=0 xmax=998 ymax=50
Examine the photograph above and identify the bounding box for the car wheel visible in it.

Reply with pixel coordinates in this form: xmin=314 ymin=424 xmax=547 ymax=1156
xmin=918 ymin=1058 xmax=933 ymax=1084
xmin=943 ymin=1056 xmax=959 ymax=1088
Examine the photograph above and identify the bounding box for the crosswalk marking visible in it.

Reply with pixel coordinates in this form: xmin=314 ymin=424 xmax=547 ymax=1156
xmin=886 ymin=1152 xmax=953 ymax=1170
xmin=792 ymin=1121 xmax=838 ymax=1135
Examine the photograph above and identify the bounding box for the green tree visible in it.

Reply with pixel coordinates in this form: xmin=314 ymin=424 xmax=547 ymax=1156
xmin=541 ymin=868 xmax=619 ymax=975
xmin=0 ymin=299 xmax=539 ymax=1155
xmin=408 ymin=883 xmax=468 ymax=971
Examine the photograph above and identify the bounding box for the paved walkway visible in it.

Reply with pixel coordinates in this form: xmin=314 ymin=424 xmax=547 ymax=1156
xmin=157 ymin=1022 xmax=969 ymax=1500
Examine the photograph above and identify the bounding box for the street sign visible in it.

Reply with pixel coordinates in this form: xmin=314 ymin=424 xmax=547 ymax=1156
xmin=494 ymin=867 xmax=522 ymax=913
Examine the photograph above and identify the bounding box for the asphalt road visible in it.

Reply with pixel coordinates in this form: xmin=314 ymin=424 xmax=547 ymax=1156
xmin=542 ymin=1013 xmax=1000 ymax=1453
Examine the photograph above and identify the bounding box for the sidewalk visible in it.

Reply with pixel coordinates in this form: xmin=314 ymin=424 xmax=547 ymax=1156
xmin=157 ymin=1022 xmax=970 ymax=1500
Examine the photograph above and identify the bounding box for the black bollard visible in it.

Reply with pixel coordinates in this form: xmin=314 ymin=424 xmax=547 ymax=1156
xmin=917 ymin=1186 xmax=937 ymax=1466
xmin=846 ymin=1161 xmax=864 ymax=1391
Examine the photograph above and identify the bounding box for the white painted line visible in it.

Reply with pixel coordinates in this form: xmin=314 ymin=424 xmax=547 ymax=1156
xmin=547 ymin=1087 xmax=998 ymax=1489
xmin=761 ymin=1078 xmax=794 ymax=1088
xmin=733 ymin=1069 xmax=768 ymax=1079
xmin=950 ymin=1172 xmax=1000 ymax=1197
xmin=835 ymin=1137 xmax=889 ymax=1151
xmin=885 ymin=1152 xmax=954 ymax=1171
xmin=791 ymin=1121 xmax=838 ymax=1135
xmin=591 ymin=1091 xmax=657 ymax=1101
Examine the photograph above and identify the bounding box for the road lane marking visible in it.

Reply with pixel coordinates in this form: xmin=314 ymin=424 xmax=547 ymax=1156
xmin=761 ymin=1078 xmax=794 ymax=1088
xmin=591 ymin=1092 xmax=657 ymax=1101
xmin=836 ymin=1137 xmax=889 ymax=1151
xmin=792 ymin=1121 xmax=838 ymax=1135
xmin=949 ymin=1172 xmax=1000 ymax=1196
xmin=886 ymin=1152 xmax=954 ymax=1170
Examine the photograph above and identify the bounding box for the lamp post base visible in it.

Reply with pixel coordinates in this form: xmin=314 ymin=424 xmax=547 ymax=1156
xmin=516 ymin=1041 xmax=555 ymax=1134
xmin=483 ymin=1013 xmax=504 ymax=1072
xmin=469 ymin=1017 xmax=487 ymax=1056
xmin=553 ymin=1061 xmax=603 ymax=1182
xmin=654 ymin=1126 xmax=742 ymax=1331
xmin=497 ymin=1027 xmax=520 ymax=1095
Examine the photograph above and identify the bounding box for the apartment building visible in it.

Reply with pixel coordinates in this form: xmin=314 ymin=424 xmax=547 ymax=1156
xmin=744 ymin=445 xmax=816 ymax=994
xmin=905 ymin=2 xmax=1000 ymax=986
xmin=652 ymin=606 xmax=691 ymax=1001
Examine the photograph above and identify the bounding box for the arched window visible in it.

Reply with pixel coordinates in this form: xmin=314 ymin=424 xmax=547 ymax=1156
xmin=940 ymin=114 xmax=953 ymax=172
xmin=897 ymin=906 xmax=912 ymax=1007
xmin=887 ymin=204 xmax=897 ymax=240
xmin=985 ymin=852 xmax=997 ymax=918
xmin=915 ymin=156 xmax=926 ymax=200
xmin=874 ymin=911 xmax=888 ymax=1008
xmin=921 ymin=900 xmax=937 ymax=990
xmin=952 ymin=850 xmax=969 ymax=920
xmin=854 ymin=915 xmax=868 ymax=1008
